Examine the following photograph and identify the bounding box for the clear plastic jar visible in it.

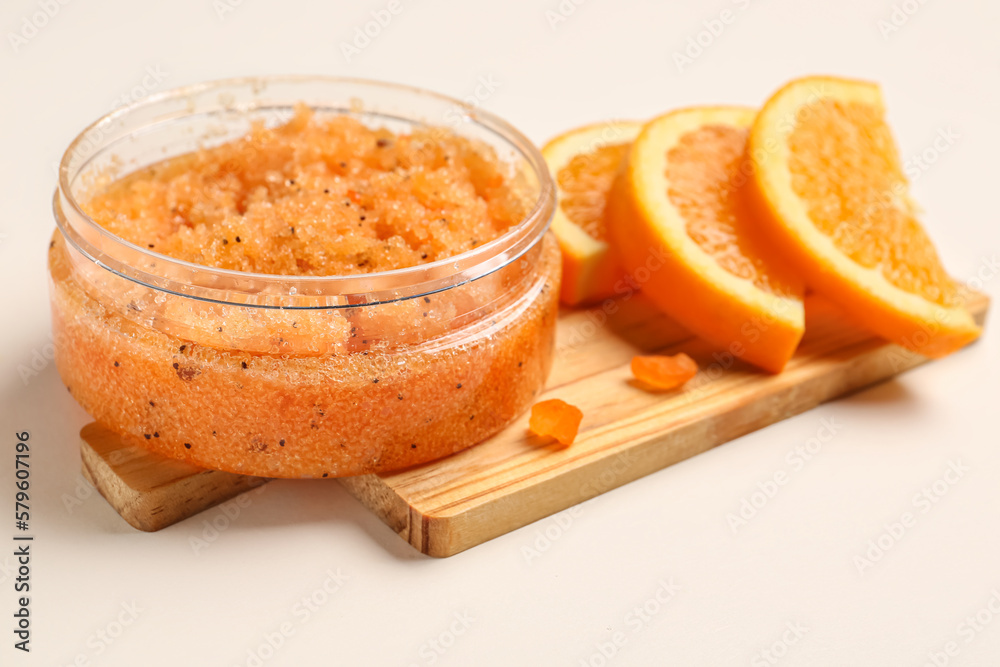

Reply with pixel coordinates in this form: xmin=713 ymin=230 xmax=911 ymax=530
xmin=49 ymin=76 xmax=559 ymax=478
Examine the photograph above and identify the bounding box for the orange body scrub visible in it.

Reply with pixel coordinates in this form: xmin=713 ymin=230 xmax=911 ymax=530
xmin=86 ymin=106 xmax=529 ymax=276
xmin=50 ymin=77 xmax=559 ymax=478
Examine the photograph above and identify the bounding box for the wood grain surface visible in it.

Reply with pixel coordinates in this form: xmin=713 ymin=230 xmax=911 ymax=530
xmin=80 ymin=290 xmax=990 ymax=555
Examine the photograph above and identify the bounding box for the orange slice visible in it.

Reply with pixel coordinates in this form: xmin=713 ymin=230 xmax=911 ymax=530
xmin=543 ymin=121 xmax=643 ymax=305
xmin=748 ymin=76 xmax=980 ymax=357
xmin=606 ymin=107 xmax=805 ymax=373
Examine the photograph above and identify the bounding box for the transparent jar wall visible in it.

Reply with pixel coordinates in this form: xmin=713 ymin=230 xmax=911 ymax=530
xmin=49 ymin=231 xmax=560 ymax=478
xmin=57 ymin=222 xmax=548 ymax=356
xmin=57 ymin=77 xmax=552 ymax=307
xmin=49 ymin=76 xmax=560 ymax=478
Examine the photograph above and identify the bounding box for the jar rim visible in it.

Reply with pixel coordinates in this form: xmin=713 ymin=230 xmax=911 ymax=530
xmin=54 ymin=75 xmax=556 ymax=309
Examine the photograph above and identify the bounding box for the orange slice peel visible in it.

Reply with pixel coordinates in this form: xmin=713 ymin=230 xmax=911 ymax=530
xmin=748 ymin=75 xmax=980 ymax=357
xmin=543 ymin=121 xmax=643 ymax=305
xmin=607 ymin=106 xmax=806 ymax=373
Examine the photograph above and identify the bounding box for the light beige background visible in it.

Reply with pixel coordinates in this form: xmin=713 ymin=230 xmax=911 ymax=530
xmin=1 ymin=0 xmax=998 ymax=664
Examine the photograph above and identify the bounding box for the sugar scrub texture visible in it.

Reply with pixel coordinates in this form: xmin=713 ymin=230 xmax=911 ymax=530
xmin=84 ymin=105 xmax=531 ymax=275
xmin=50 ymin=232 xmax=560 ymax=478
xmin=51 ymin=106 xmax=561 ymax=478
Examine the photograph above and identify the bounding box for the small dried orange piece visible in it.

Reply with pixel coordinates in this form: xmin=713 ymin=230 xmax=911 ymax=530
xmin=529 ymin=399 xmax=584 ymax=447
xmin=631 ymin=353 xmax=698 ymax=390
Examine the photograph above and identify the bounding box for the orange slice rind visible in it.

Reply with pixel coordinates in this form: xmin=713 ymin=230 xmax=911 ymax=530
xmin=748 ymin=75 xmax=980 ymax=357
xmin=543 ymin=121 xmax=644 ymax=305
xmin=607 ymin=106 xmax=805 ymax=373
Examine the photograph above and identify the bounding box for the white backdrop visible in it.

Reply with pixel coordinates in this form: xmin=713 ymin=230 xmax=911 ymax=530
xmin=1 ymin=0 xmax=999 ymax=665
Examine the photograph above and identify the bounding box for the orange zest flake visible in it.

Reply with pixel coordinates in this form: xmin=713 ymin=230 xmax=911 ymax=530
xmin=528 ymin=399 xmax=584 ymax=447
xmin=631 ymin=353 xmax=698 ymax=390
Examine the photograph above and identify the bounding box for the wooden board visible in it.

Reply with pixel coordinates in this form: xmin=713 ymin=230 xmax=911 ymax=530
xmin=80 ymin=291 xmax=990 ymax=554
xmin=80 ymin=423 xmax=268 ymax=531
